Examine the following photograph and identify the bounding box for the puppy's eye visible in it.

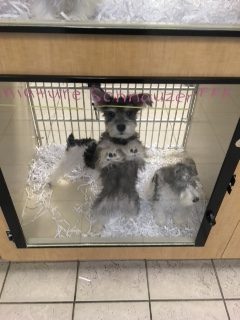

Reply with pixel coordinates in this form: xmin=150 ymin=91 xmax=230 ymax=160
xmin=126 ymin=111 xmax=133 ymax=118
xmin=107 ymin=111 xmax=115 ymax=120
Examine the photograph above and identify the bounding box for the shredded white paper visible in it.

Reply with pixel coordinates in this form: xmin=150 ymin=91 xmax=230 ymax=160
xmin=25 ymin=144 xmax=206 ymax=241
xmin=0 ymin=0 xmax=240 ymax=25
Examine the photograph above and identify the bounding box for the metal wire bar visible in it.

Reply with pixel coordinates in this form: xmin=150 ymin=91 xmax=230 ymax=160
xmin=43 ymin=82 xmax=55 ymax=143
xmin=81 ymin=82 xmax=88 ymax=138
xmin=28 ymin=84 xmax=193 ymax=91
xmin=26 ymin=82 xmax=42 ymax=147
xmin=51 ymin=83 xmax=61 ymax=143
xmin=88 ymin=84 xmax=95 ymax=138
xmin=169 ymin=84 xmax=183 ymax=148
xmin=156 ymin=83 xmax=168 ymax=148
xmin=162 ymin=84 xmax=175 ymax=148
xmin=138 ymin=83 xmax=144 ymax=136
xmin=150 ymin=83 xmax=160 ymax=147
xmin=144 ymin=83 xmax=152 ymax=146
xmin=176 ymin=84 xmax=190 ymax=147
xmin=66 ymin=83 xmax=74 ymax=135
xmin=58 ymin=82 xmax=68 ymax=142
xmin=33 ymin=82 xmax=49 ymax=145
xmin=74 ymin=82 xmax=81 ymax=138
xmin=27 ymin=81 xmax=197 ymax=150
xmin=182 ymin=85 xmax=199 ymax=148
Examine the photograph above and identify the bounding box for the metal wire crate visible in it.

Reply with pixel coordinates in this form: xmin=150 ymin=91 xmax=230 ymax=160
xmin=27 ymin=81 xmax=198 ymax=149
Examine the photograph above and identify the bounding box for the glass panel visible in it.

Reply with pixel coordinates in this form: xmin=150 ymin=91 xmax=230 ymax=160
xmin=0 ymin=1 xmax=240 ymax=30
xmin=0 ymin=80 xmax=239 ymax=247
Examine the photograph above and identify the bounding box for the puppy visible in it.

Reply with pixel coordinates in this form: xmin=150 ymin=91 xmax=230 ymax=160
xmin=89 ymin=86 xmax=151 ymax=227
xmin=48 ymin=85 xmax=151 ymax=230
xmin=48 ymin=134 xmax=96 ymax=186
xmin=149 ymin=157 xmax=202 ymax=226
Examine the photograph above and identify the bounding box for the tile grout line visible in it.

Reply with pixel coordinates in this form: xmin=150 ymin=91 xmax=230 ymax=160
xmin=145 ymin=260 xmax=152 ymax=320
xmin=221 ymin=222 xmax=240 ymax=259
xmin=72 ymin=261 xmax=80 ymax=320
xmin=211 ymin=260 xmax=231 ymax=320
xmin=0 ymin=262 xmax=11 ymax=300
xmin=0 ymin=298 xmax=231 ymax=305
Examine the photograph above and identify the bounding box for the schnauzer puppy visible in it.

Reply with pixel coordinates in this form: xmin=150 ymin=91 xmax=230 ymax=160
xmin=48 ymin=134 xmax=96 ymax=186
xmin=148 ymin=157 xmax=202 ymax=226
xmin=48 ymin=86 xmax=151 ymax=229
xmin=88 ymin=86 xmax=151 ymax=226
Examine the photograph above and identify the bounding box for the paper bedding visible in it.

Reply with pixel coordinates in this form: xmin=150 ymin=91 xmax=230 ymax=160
xmin=24 ymin=144 xmax=206 ymax=240
xmin=0 ymin=0 xmax=240 ymax=25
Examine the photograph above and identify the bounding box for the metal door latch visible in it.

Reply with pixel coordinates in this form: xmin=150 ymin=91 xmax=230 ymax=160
xmin=6 ymin=231 xmax=13 ymax=242
xmin=235 ymin=139 xmax=240 ymax=148
xmin=227 ymin=174 xmax=236 ymax=194
xmin=206 ymin=211 xmax=216 ymax=226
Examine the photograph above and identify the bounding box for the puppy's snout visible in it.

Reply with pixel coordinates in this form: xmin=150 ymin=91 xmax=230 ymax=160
xmin=193 ymin=196 xmax=199 ymax=203
xmin=117 ymin=124 xmax=126 ymax=132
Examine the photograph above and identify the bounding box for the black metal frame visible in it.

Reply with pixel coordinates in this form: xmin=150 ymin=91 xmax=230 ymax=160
xmin=1 ymin=75 xmax=240 ymax=84
xmin=0 ymin=24 xmax=240 ymax=37
xmin=0 ymin=169 xmax=26 ymax=248
xmin=0 ymin=75 xmax=239 ymax=249
xmin=195 ymin=118 xmax=240 ymax=246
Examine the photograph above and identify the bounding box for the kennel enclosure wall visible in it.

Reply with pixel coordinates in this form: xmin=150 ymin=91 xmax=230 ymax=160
xmin=0 ymin=30 xmax=239 ymax=260
xmin=27 ymin=82 xmax=197 ymax=150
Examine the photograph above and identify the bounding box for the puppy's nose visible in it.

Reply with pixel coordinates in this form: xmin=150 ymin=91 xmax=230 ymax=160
xmin=117 ymin=124 xmax=126 ymax=132
xmin=193 ymin=197 xmax=199 ymax=203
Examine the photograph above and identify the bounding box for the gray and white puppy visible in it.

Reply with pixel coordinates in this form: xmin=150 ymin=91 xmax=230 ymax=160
xmin=149 ymin=157 xmax=202 ymax=226
xmin=89 ymin=86 xmax=151 ymax=226
xmin=48 ymin=85 xmax=151 ymax=229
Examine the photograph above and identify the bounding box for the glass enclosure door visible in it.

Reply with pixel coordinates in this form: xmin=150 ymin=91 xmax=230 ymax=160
xmin=0 ymin=79 xmax=239 ymax=247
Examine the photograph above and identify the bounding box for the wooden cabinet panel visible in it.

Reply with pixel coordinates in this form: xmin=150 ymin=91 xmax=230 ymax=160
xmin=223 ymin=221 xmax=240 ymax=258
xmin=0 ymin=33 xmax=240 ymax=77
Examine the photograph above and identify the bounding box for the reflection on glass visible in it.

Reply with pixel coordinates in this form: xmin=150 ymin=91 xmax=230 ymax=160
xmin=0 ymin=81 xmax=239 ymax=246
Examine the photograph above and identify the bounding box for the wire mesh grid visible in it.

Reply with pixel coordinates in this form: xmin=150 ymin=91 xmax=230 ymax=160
xmin=27 ymin=81 xmax=198 ymax=149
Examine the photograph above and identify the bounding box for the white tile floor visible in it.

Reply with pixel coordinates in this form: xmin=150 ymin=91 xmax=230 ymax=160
xmin=0 ymin=259 xmax=239 ymax=319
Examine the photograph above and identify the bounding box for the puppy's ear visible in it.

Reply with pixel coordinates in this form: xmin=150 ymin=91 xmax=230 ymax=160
xmin=132 ymin=93 xmax=152 ymax=106
xmin=128 ymin=93 xmax=152 ymax=111
xmin=138 ymin=93 xmax=152 ymax=107
xmin=90 ymin=86 xmax=112 ymax=109
xmin=174 ymin=163 xmax=184 ymax=176
xmin=152 ymin=169 xmax=164 ymax=184
xmin=184 ymin=157 xmax=198 ymax=176
xmin=98 ymin=139 xmax=111 ymax=150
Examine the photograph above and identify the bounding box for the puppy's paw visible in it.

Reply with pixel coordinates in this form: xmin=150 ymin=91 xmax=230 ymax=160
xmin=98 ymin=148 xmax=124 ymax=168
xmin=90 ymin=221 xmax=104 ymax=235
xmin=154 ymin=214 xmax=167 ymax=226
xmin=47 ymin=181 xmax=53 ymax=188
xmin=152 ymin=203 xmax=167 ymax=226
xmin=46 ymin=177 xmax=56 ymax=188
xmin=130 ymin=147 xmax=138 ymax=154
xmin=106 ymin=151 xmax=119 ymax=162
xmin=172 ymin=210 xmax=188 ymax=226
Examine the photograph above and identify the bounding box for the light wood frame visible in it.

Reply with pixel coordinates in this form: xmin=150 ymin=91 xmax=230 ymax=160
xmin=0 ymin=33 xmax=240 ymax=77
xmin=0 ymin=33 xmax=239 ymax=261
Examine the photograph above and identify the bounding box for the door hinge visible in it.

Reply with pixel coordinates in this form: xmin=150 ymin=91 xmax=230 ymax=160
xmin=6 ymin=231 xmax=14 ymax=242
xmin=227 ymin=174 xmax=236 ymax=194
xmin=206 ymin=210 xmax=216 ymax=226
